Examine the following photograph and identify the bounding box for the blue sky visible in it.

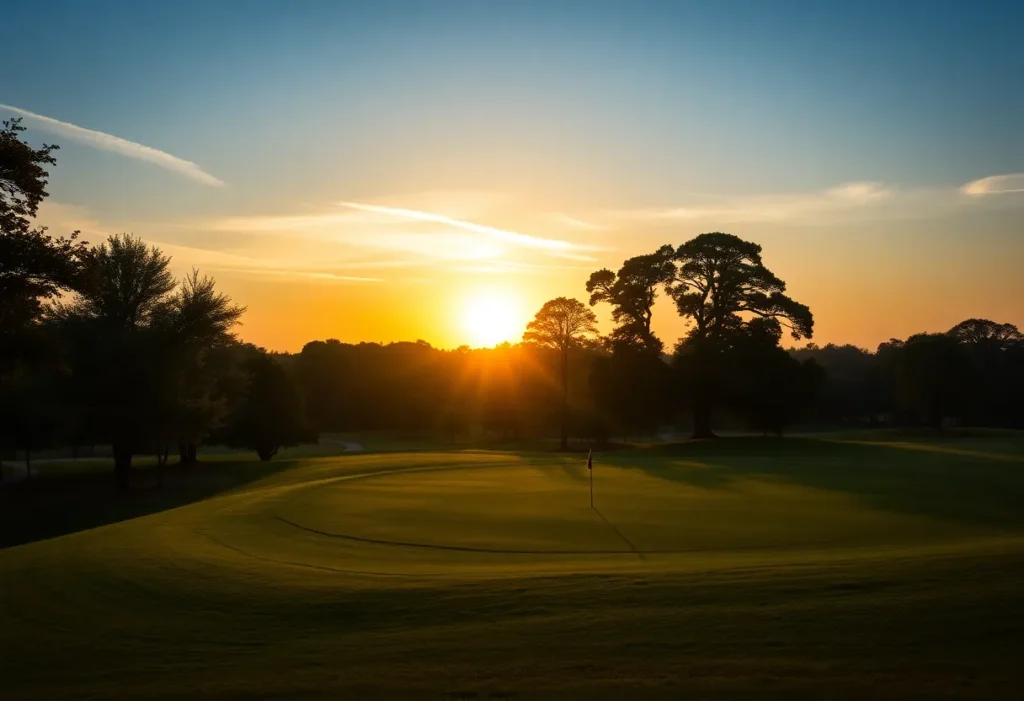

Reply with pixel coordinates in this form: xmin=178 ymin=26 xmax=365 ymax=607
xmin=2 ymin=0 xmax=1022 ymax=349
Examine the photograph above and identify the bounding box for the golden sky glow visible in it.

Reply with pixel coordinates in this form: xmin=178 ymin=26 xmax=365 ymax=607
xmin=9 ymin=2 xmax=1023 ymax=354
xmin=34 ymin=188 xmax=1024 ymax=353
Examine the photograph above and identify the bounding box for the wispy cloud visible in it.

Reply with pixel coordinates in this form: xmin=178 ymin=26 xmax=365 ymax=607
xmin=153 ymin=241 xmax=383 ymax=282
xmin=962 ymin=173 xmax=1024 ymax=196
xmin=209 ymin=199 xmax=599 ymax=264
xmin=0 ymin=104 xmax=224 ymax=187
xmin=461 ymin=259 xmax=593 ymax=273
xmin=338 ymin=201 xmax=591 ymax=252
xmin=615 ymin=182 xmax=893 ymax=223
xmin=547 ymin=213 xmax=608 ymax=231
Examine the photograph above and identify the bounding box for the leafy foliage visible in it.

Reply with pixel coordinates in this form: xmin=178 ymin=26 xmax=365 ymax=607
xmin=218 ymin=350 xmax=314 ymax=461
xmin=663 ymin=233 xmax=814 ymax=437
xmin=49 ymin=234 xmax=248 ymax=485
xmin=525 ymin=297 xmax=598 ymax=449
xmin=586 ymin=246 xmax=674 ymax=353
xmin=668 ymin=232 xmax=813 ymax=343
xmin=523 ymin=297 xmax=598 ymax=351
xmin=0 ymin=118 xmax=86 ymax=354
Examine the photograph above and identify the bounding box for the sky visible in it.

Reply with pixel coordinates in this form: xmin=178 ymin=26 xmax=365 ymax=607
xmin=2 ymin=0 xmax=1022 ymax=351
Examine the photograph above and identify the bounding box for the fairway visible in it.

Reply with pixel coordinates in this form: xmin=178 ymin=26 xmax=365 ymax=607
xmin=4 ymin=437 xmax=1024 ymax=699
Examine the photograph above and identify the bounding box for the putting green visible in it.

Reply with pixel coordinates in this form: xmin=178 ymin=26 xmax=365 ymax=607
xmin=164 ymin=450 xmax=1017 ymax=578
xmin=6 ymin=439 xmax=1024 ymax=699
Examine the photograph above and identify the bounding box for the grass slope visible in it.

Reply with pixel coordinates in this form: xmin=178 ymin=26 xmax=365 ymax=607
xmin=3 ymin=436 xmax=1024 ymax=699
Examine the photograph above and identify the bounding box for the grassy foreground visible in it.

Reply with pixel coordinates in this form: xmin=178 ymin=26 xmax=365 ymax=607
xmin=3 ymin=435 xmax=1024 ymax=699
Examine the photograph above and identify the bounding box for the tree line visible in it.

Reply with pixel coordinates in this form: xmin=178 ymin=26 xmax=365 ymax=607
xmin=3 ymin=119 xmax=1022 ymax=488
xmin=291 ymin=239 xmax=1022 ymax=445
xmin=1 ymin=119 xmax=312 ymax=487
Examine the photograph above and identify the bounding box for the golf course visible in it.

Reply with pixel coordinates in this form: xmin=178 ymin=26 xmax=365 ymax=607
xmin=3 ymin=433 xmax=1024 ymax=700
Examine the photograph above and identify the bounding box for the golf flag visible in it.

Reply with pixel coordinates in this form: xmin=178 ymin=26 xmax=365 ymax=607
xmin=587 ymin=449 xmax=592 ymax=470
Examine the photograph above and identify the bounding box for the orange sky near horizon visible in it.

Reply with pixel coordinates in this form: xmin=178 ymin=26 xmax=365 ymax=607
xmin=8 ymin=2 xmax=1024 ymax=356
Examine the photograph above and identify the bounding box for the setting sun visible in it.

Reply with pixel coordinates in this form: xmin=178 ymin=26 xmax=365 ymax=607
xmin=462 ymin=293 xmax=525 ymax=348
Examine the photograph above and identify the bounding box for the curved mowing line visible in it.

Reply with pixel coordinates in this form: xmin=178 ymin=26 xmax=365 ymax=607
xmin=269 ymin=461 xmax=851 ymax=557
xmin=239 ymin=458 xmax=968 ymax=562
xmin=275 ymin=515 xmax=640 ymax=555
xmin=195 ymin=529 xmax=431 ymax=579
xmin=273 ymin=514 xmax=867 ymax=557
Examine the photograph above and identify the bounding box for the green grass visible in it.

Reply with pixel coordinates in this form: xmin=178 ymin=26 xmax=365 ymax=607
xmin=3 ymin=435 xmax=1024 ymax=699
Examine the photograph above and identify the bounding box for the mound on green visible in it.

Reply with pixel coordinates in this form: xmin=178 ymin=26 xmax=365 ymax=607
xmin=2 ymin=436 xmax=1024 ymax=699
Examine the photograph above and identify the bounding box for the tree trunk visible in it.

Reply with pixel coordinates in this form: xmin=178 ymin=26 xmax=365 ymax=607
xmin=113 ymin=442 xmax=133 ymax=490
xmin=560 ymin=346 xmax=569 ymax=450
xmin=178 ymin=440 xmax=198 ymax=466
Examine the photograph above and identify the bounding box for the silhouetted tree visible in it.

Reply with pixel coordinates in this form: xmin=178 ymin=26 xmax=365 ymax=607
xmin=52 ymin=235 xmax=243 ymax=487
xmin=586 ymin=246 xmax=674 ymax=353
xmin=790 ymin=343 xmax=880 ymax=425
xmin=947 ymin=319 xmax=1023 ymax=349
xmin=524 ymin=297 xmax=598 ymax=449
xmin=0 ymin=116 xmax=86 ymax=448
xmin=895 ymin=333 xmax=973 ymax=430
xmin=218 ymin=350 xmax=314 ymax=461
xmin=0 ymin=118 xmax=85 ymax=328
xmin=666 ymin=233 xmax=813 ymax=437
xmin=946 ymin=319 xmax=1023 ymax=426
xmin=159 ymin=269 xmax=245 ymax=464
xmin=726 ymin=322 xmax=823 ymax=434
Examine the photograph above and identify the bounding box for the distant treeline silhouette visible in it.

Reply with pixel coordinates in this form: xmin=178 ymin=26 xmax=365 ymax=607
xmin=3 ymin=119 xmax=1023 ymax=488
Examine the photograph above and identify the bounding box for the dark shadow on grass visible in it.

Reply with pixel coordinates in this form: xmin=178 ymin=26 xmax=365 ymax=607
xmin=592 ymin=507 xmax=644 ymax=560
xmin=609 ymin=435 xmax=1024 ymax=530
xmin=0 ymin=459 xmax=299 ymax=549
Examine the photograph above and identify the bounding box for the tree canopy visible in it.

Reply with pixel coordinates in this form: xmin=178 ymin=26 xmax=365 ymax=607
xmin=524 ymin=297 xmax=597 ymax=450
xmin=0 ymin=118 xmax=86 ymax=345
xmin=586 ymin=245 xmax=674 ymax=354
xmin=665 ymin=233 xmax=814 ymax=437
xmin=669 ymin=232 xmax=813 ymax=345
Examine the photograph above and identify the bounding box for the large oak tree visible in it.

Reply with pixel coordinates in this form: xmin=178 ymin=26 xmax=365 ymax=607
xmin=667 ymin=233 xmax=813 ymax=437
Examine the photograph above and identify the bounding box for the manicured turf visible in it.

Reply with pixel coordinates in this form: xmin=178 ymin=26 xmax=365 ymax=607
xmin=3 ymin=435 xmax=1024 ymax=699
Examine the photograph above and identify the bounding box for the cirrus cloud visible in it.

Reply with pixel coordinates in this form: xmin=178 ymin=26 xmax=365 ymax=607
xmin=0 ymin=103 xmax=224 ymax=187
xmin=961 ymin=173 xmax=1024 ymax=196
xmin=613 ymin=182 xmax=893 ymax=223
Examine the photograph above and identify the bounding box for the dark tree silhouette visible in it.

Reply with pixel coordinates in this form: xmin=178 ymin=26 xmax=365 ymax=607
xmin=0 ymin=118 xmax=85 ymax=361
xmin=725 ymin=321 xmax=824 ymax=435
xmin=219 ymin=350 xmax=313 ymax=461
xmin=895 ymin=333 xmax=973 ymax=431
xmin=53 ymin=235 xmax=243 ymax=487
xmin=586 ymin=245 xmax=675 ymax=353
xmin=160 ymin=269 xmax=245 ymax=464
xmin=589 ymin=348 xmax=673 ymax=443
xmin=667 ymin=233 xmax=813 ymax=437
xmin=790 ymin=343 xmax=885 ymax=426
xmin=524 ymin=297 xmax=598 ymax=449
xmin=947 ymin=318 xmax=1023 ymax=350
xmin=946 ymin=319 xmax=1023 ymax=426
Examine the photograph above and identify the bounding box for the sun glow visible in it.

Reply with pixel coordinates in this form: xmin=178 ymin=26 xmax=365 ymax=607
xmin=462 ymin=292 xmax=525 ymax=348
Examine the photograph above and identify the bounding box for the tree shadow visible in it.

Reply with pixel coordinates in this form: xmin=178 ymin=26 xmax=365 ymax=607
xmin=0 ymin=459 xmax=299 ymax=549
xmin=610 ymin=436 xmax=1024 ymax=530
